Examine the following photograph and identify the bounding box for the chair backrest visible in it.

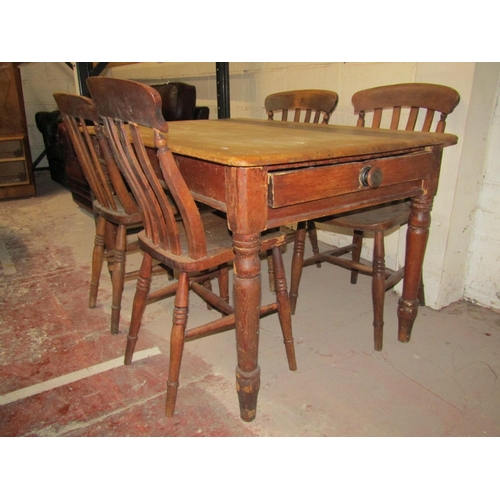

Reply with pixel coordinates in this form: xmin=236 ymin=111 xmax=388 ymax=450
xmin=265 ymin=89 xmax=339 ymax=124
xmin=352 ymin=83 xmax=460 ymax=133
xmin=53 ymin=92 xmax=138 ymax=215
xmin=87 ymin=76 xmax=209 ymax=260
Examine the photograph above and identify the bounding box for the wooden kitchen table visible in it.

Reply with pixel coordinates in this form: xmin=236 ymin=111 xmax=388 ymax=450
xmin=129 ymin=118 xmax=458 ymax=422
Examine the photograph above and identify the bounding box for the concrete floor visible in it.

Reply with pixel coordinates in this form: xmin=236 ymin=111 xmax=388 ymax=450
xmin=1 ymin=170 xmax=500 ymax=437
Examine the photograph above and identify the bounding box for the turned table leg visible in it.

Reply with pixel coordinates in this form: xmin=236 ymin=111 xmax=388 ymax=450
xmin=398 ymin=195 xmax=432 ymax=343
xmin=233 ymin=232 xmax=262 ymax=422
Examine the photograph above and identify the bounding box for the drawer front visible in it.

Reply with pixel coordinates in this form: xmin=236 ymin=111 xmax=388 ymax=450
xmin=267 ymin=151 xmax=434 ymax=208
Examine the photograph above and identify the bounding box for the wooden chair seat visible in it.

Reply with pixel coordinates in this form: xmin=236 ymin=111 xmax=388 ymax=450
xmin=88 ymin=76 xmax=297 ymax=418
xmin=290 ymin=83 xmax=460 ymax=351
xmin=301 ymin=202 xmax=418 ymax=317
xmin=139 ymin=211 xmax=288 ymax=272
xmin=323 ymin=201 xmax=411 ymax=232
xmin=93 ymin=197 xmax=143 ymax=226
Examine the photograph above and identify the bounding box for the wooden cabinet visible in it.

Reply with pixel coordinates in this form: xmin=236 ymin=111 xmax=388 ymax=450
xmin=0 ymin=62 xmax=36 ymax=200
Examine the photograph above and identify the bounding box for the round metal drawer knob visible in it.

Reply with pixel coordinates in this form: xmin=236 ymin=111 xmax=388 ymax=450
xmin=360 ymin=165 xmax=383 ymax=188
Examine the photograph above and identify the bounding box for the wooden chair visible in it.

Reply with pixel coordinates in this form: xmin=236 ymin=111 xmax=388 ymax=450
xmin=265 ymin=89 xmax=339 ymax=124
xmin=87 ymin=76 xmax=297 ymax=418
xmin=291 ymin=83 xmax=460 ymax=351
xmin=53 ymin=92 xmax=163 ymax=335
xmin=264 ymin=89 xmax=339 ymax=289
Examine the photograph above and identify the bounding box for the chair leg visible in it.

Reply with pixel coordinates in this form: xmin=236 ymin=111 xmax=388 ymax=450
xmin=289 ymin=221 xmax=307 ymax=315
xmin=218 ymin=264 xmax=230 ymax=306
xmin=307 ymin=220 xmax=321 ymax=268
xmin=89 ymin=215 xmax=106 ymax=308
xmin=372 ymin=231 xmax=385 ymax=351
xmin=267 ymin=251 xmax=275 ymax=293
xmin=104 ymin=220 xmax=117 ymax=277
xmin=166 ymin=272 xmax=189 ymax=418
xmin=203 ymin=278 xmax=213 ymax=310
xmin=124 ymin=253 xmax=153 ymax=365
xmin=350 ymin=230 xmax=364 ymax=285
xmin=418 ymin=271 xmax=426 ymax=306
xmin=271 ymin=246 xmax=297 ymax=371
xmin=110 ymin=223 xmax=127 ymax=335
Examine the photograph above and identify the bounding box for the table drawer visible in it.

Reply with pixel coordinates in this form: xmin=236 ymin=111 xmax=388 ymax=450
xmin=267 ymin=151 xmax=433 ymax=208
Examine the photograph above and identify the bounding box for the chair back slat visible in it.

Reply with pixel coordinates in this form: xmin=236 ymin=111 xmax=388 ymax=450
xmin=390 ymin=107 xmax=401 ymax=129
xmin=62 ymin=109 xmax=115 ymax=209
xmin=372 ymin=108 xmax=383 ymax=128
xmin=81 ymin=123 xmax=116 ymax=207
xmin=422 ymin=109 xmax=436 ymax=132
xmin=132 ymin=125 xmax=181 ymax=251
xmin=94 ymin=129 xmax=138 ymax=214
xmin=88 ymin=76 xmax=209 ymax=260
xmin=117 ymin=119 xmax=176 ymax=250
xmin=352 ymin=83 xmax=460 ymax=133
xmin=153 ymin=129 xmax=208 ymax=258
xmin=53 ymin=93 xmax=140 ymax=215
xmin=265 ymin=89 xmax=339 ymax=125
xmin=102 ymin=115 xmax=173 ymax=250
xmin=406 ymin=107 xmax=420 ymax=131
xmin=54 ymin=93 xmax=114 ymax=209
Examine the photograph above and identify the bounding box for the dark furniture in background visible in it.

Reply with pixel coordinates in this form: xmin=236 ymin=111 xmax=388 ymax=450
xmin=36 ymin=81 xmax=210 ymax=213
xmin=152 ymin=82 xmax=209 ymax=121
xmin=35 ymin=110 xmax=71 ymax=187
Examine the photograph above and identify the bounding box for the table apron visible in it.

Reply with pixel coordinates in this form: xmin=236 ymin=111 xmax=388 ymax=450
xmin=175 ymin=155 xmax=227 ymax=211
xmin=176 ymin=149 xmax=438 ymax=231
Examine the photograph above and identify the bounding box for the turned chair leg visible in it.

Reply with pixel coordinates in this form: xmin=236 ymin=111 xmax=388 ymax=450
xmin=271 ymin=246 xmax=297 ymax=371
xmin=203 ymin=278 xmax=213 ymax=310
xmin=124 ymin=253 xmax=153 ymax=365
xmin=89 ymin=216 xmax=106 ymax=308
xmin=350 ymin=230 xmax=364 ymax=285
xmin=218 ymin=264 xmax=230 ymax=305
xmin=289 ymin=221 xmax=307 ymax=315
xmin=104 ymin=220 xmax=117 ymax=277
xmin=307 ymin=220 xmax=321 ymax=268
xmin=267 ymin=251 xmax=275 ymax=293
xmin=372 ymin=231 xmax=385 ymax=351
xmin=110 ymin=224 xmax=127 ymax=335
xmin=166 ymin=272 xmax=189 ymax=418
xmin=418 ymin=271 xmax=426 ymax=306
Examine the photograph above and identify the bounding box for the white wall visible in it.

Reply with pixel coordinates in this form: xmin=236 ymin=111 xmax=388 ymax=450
xmin=18 ymin=62 xmax=500 ymax=311
xmin=463 ymin=66 xmax=500 ymax=309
